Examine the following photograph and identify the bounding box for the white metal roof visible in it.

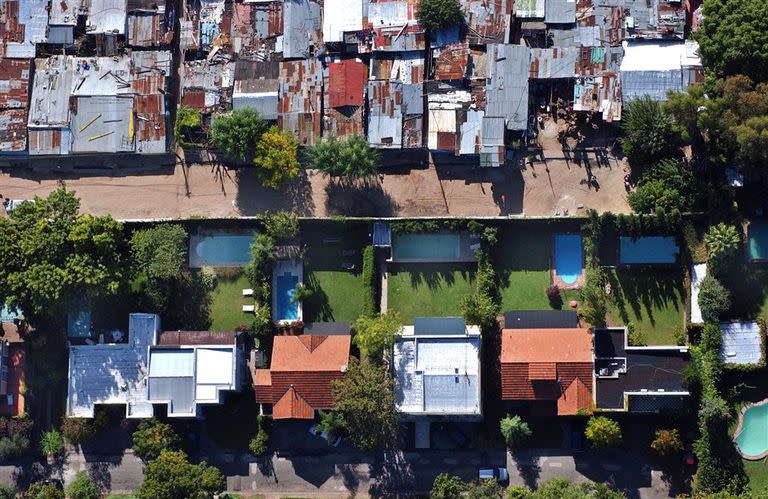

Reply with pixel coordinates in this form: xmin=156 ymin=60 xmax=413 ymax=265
xmin=720 ymin=321 xmax=762 ymax=365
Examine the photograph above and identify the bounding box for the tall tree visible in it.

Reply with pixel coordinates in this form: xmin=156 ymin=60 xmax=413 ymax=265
xmin=628 ymin=159 xmax=702 ymax=213
xmin=307 ymin=135 xmax=380 ymax=180
xmin=416 ymin=0 xmax=464 ymax=31
xmin=132 ymin=419 xmax=180 ymax=463
xmin=0 ymin=188 xmax=123 ymax=321
xmin=353 ymin=312 xmax=402 ymax=362
xmin=585 ymin=416 xmax=622 ymax=448
xmin=253 ymin=126 xmax=300 ymax=189
xmin=500 ymin=415 xmax=532 ymax=448
xmin=210 ymin=109 xmax=268 ymax=161
xmin=138 ymin=450 xmax=225 ymax=499
xmin=129 ymin=224 xmax=188 ymax=314
xmin=331 ymin=358 xmax=399 ymax=450
xmin=620 ymin=97 xmax=679 ymax=173
xmin=705 ymin=223 xmax=741 ymax=269
xmin=430 ymin=473 xmax=466 ymax=499
xmin=696 ymin=0 xmax=768 ymax=81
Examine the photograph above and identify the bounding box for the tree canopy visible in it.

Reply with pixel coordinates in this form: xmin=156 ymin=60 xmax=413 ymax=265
xmin=416 ymin=0 xmax=464 ymax=31
xmin=138 ymin=450 xmax=226 ymax=499
xmin=500 ymin=415 xmax=532 ymax=448
xmin=129 ymin=224 xmax=188 ymax=313
xmin=696 ymin=0 xmax=768 ymax=81
xmin=331 ymin=358 xmax=399 ymax=450
xmin=253 ymin=126 xmax=300 ymax=189
xmin=430 ymin=473 xmax=466 ymax=499
xmin=24 ymin=482 xmax=64 ymax=499
xmin=628 ymin=159 xmax=703 ymax=213
xmin=66 ymin=471 xmax=99 ymax=499
xmin=620 ymin=97 xmax=679 ymax=172
xmin=353 ymin=311 xmax=402 ymax=362
xmin=0 ymin=188 xmax=123 ymax=321
xmin=698 ymin=275 xmax=731 ymax=322
xmin=306 ymin=135 xmax=380 ymax=179
xmin=585 ymin=416 xmax=622 ymax=448
xmin=132 ymin=419 xmax=180 ymax=462
xmin=210 ymin=109 xmax=268 ymax=161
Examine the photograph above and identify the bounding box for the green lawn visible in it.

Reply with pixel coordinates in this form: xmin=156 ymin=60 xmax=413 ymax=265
xmin=724 ymin=266 xmax=768 ymax=321
xmin=387 ymin=263 xmax=476 ymax=323
xmin=606 ymin=268 xmax=685 ymax=345
xmin=495 ymin=226 xmax=579 ymax=311
xmin=208 ymin=271 xmax=252 ymax=331
xmin=302 ymin=222 xmax=369 ymax=322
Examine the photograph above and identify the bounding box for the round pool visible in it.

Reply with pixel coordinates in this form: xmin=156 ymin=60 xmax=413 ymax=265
xmin=735 ymin=401 xmax=768 ymax=460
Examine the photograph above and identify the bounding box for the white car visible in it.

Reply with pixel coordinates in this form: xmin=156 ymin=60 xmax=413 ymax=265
xmin=308 ymin=424 xmax=342 ymax=447
xmin=479 ymin=467 xmax=509 ymax=482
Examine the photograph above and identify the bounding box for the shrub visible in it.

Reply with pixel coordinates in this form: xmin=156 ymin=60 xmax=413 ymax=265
xmin=459 ymin=292 xmax=498 ymax=328
xmin=131 ymin=419 xmax=179 ymax=462
xmin=627 ymin=323 xmax=647 ymax=346
xmin=173 ymin=107 xmax=202 ymax=147
xmin=40 ymin=429 xmax=64 ymax=457
xmin=290 ymin=283 xmax=313 ymax=304
xmin=0 ymin=484 xmax=15 ymax=499
xmin=360 ymin=245 xmax=378 ymax=318
xmin=316 ymin=411 xmax=344 ymax=444
xmin=430 ymin=473 xmax=466 ymax=499
xmin=307 ymin=135 xmax=380 ymax=179
xmin=545 ymin=285 xmax=562 ymax=308
xmin=500 ymin=415 xmax=532 ymax=448
xmin=249 ymin=416 xmax=270 ymax=456
xmin=61 ymin=418 xmax=97 ymax=446
xmin=353 ymin=311 xmax=402 ymax=362
xmin=651 ymin=429 xmax=683 ymax=458
xmin=699 ymin=396 xmax=730 ymax=426
xmin=263 ymin=211 xmax=299 ymax=240
xmin=706 ymin=223 xmax=741 ymax=272
xmin=0 ymin=433 xmax=30 ymax=460
xmin=620 ymin=97 xmax=679 ymax=172
xmin=66 ymin=470 xmax=99 ymax=499
xmin=25 ymin=481 xmax=64 ymax=499
xmin=467 ymin=479 xmax=503 ymax=499
xmin=628 ymin=159 xmax=701 ymax=213
xmin=674 ymin=326 xmax=688 ymax=346
xmin=580 ymin=267 xmax=608 ymax=327
xmin=507 ymin=486 xmax=528 ymax=499
xmin=585 ymin=416 xmax=622 ymax=448
xmin=416 ymin=0 xmax=464 ymax=31
xmin=698 ymin=275 xmax=731 ymax=321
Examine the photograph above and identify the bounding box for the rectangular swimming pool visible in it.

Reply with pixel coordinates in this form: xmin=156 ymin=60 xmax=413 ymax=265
xmin=274 ymin=273 xmax=299 ymax=321
xmin=554 ymin=234 xmax=583 ymax=284
xmin=620 ymin=236 xmax=679 ymax=264
xmin=748 ymin=220 xmax=768 ymax=261
xmin=189 ymin=235 xmax=254 ymax=267
xmin=394 ymin=233 xmax=461 ymax=261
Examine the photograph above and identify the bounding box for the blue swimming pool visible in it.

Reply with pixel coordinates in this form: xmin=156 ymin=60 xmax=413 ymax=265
xmin=554 ymin=234 xmax=582 ymax=284
xmin=394 ymin=233 xmax=460 ymax=261
xmin=274 ymin=273 xmax=299 ymax=321
xmin=191 ymin=235 xmax=254 ymax=267
xmin=736 ymin=402 xmax=768 ymax=459
xmin=748 ymin=221 xmax=768 ymax=261
xmin=620 ymin=236 xmax=679 ymax=264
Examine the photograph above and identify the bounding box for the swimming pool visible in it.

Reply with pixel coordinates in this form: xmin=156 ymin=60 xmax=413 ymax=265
xmin=189 ymin=235 xmax=254 ymax=267
xmin=274 ymin=273 xmax=299 ymax=321
xmin=394 ymin=233 xmax=460 ymax=261
xmin=735 ymin=401 xmax=768 ymax=459
xmin=620 ymin=237 xmax=679 ymax=264
xmin=554 ymin=234 xmax=582 ymax=284
xmin=748 ymin=221 xmax=768 ymax=261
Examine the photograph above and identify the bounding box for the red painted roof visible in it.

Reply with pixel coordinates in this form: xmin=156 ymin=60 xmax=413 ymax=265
xmin=501 ymin=329 xmax=593 ymax=415
xmin=0 ymin=346 xmax=25 ymax=417
xmin=328 ymin=60 xmax=367 ymax=108
xmin=254 ymin=334 xmax=351 ymax=419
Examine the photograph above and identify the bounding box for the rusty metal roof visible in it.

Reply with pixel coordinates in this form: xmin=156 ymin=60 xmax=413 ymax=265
xmin=433 ymin=42 xmax=469 ymax=81
xmin=0 ymin=58 xmax=30 ymax=109
xmin=461 ymin=0 xmax=511 ymax=45
xmin=278 ymin=58 xmax=322 ymax=145
xmin=328 ymin=59 xmax=367 ymax=108
xmin=0 ymin=108 xmax=27 ymax=151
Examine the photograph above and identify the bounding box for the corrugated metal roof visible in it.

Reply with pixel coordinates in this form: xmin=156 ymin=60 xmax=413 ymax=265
xmin=283 ymin=0 xmax=321 ymax=59
xmin=86 ymin=0 xmax=127 ymax=34
xmin=720 ymin=321 xmax=762 ymax=365
xmin=328 ymin=59 xmax=368 ymax=108
xmin=233 ymin=93 xmax=279 ymax=120
xmin=461 ymin=0 xmax=510 ymax=44
xmin=433 ymin=42 xmax=469 ymax=81
xmin=278 ymin=59 xmax=322 ymax=145
xmin=0 ymin=108 xmax=28 ymax=151
xmin=49 ymin=0 xmax=86 ymax=26
xmin=368 ymin=80 xmax=404 ymax=148
xmin=127 ymin=12 xmax=165 ymax=47
xmin=514 ymin=0 xmax=544 ymax=18
xmin=370 ymin=52 xmax=425 ymax=83
xmin=545 ymin=0 xmax=576 ymax=24
xmin=621 ymin=70 xmax=681 ymax=102
xmin=323 ymin=0 xmax=365 ymax=42
xmin=486 ymin=44 xmax=530 ymax=131
xmin=529 ymin=47 xmax=578 ymax=79
xmin=1 ymin=0 xmax=48 ymax=58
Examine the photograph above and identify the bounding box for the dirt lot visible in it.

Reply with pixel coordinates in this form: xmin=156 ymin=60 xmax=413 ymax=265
xmin=1 ymin=131 xmax=630 ymax=219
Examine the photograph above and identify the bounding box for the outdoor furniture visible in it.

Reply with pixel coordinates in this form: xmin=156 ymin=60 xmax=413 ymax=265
xmin=243 ymin=304 xmax=255 ymax=313
xmin=341 ymin=262 xmax=355 ymax=270
xmin=242 ymin=288 xmax=254 ymax=297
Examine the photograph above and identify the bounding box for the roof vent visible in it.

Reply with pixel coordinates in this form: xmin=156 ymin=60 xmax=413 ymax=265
xmin=340 ymin=364 xmax=348 ymax=373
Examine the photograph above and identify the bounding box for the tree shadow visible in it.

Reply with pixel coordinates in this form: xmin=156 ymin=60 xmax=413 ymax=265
xmin=87 ymin=461 xmax=112 ymax=496
xmin=338 ymin=463 xmax=362 ymax=495
xmin=160 ymin=272 xmax=214 ymax=331
xmin=302 ymin=271 xmax=334 ymax=322
xmin=389 ymin=263 xmax=475 ymax=291
xmin=608 ymin=268 xmax=684 ymax=330
xmin=510 ymin=449 xmax=542 ymax=490
xmin=368 ymin=451 xmax=415 ymax=498
xmin=234 ymin=168 xmax=313 ymax=216
xmin=324 ymin=179 xmax=399 ymax=217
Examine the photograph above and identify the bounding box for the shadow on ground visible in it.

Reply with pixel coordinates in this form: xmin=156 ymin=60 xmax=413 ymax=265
xmin=325 ymin=179 xmax=398 ymax=216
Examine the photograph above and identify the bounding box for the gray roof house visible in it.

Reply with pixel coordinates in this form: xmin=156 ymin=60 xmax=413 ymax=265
xmin=67 ymin=313 xmax=242 ymax=418
xmin=393 ymin=317 xmax=482 ymax=420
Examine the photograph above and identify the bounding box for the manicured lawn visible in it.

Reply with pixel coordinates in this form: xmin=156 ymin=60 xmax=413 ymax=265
xmin=495 ymin=225 xmax=579 ymax=311
xmin=387 ymin=263 xmax=476 ymax=323
xmin=302 ymin=222 xmax=368 ymax=322
xmin=724 ymin=265 xmax=768 ymax=321
xmin=606 ymin=267 xmax=685 ymax=345
xmin=208 ymin=271 xmax=252 ymax=331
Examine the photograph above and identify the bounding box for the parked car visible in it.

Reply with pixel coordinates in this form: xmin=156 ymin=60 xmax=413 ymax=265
xmin=308 ymin=424 xmax=342 ymax=447
xmin=479 ymin=467 xmax=509 ymax=482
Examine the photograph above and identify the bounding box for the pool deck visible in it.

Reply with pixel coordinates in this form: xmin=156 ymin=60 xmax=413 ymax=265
xmin=734 ymin=398 xmax=768 ymax=460
xmin=272 ymin=259 xmax=304 ymax=324
xmin=552 ymin=269 xmax=585 ymax=289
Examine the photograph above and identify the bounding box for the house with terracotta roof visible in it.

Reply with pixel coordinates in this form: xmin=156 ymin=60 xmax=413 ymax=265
xmin=254 ymin=323 xmax=351 ymax=419
xmin=501 ymin=327 xmax=594 ymax=416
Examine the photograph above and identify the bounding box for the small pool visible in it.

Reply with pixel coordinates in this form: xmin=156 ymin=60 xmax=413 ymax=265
xmin=554 ymin=234 xmax=582 ymax=284
xmin=274 ymin=273 xmax=299 ymax=321
xmin=394 ymin=233 xmax=460 ymax=261
xmin=736 ymin=402 xmax=768 ymax=459
xmin=620 ymin=236 xmax=679 ymax=264
xmin=748 ymin=221 xmax=768 ymax=261
xmin=190 ymin=235 xmax=254 ymax=267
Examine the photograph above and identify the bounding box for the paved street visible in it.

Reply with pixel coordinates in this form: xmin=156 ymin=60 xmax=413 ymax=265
xmin=1 ymin=448 xmax=673 ymax=498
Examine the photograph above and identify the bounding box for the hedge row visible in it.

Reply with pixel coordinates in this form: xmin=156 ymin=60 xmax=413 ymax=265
xmin=361 ymin=245 xmax=378 ymax=318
